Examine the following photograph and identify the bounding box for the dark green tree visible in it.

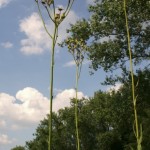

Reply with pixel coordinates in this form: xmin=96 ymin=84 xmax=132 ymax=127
xmin=13 ymin=69 xmax=150 ymax=150
xmin=11 ymin=146 xmax=25 ymax=150
xmin=66 ymin=0 xmax=150 ymax=83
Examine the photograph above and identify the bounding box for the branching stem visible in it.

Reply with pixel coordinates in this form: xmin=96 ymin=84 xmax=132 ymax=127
xmin=36 ymin=1 xmax=53 ymax=39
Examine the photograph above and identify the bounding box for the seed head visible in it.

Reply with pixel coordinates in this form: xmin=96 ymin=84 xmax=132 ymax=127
xmin=41 ymin=0 xmax=46 ymax=4
xmin=47 ymin=0 xmax=53 ymax=5
xmin=55 ymin=13 xmax=60 ymax=19
xmin=61 ymin=13 xmax=66 ymax=20
xmin=58 ymin=7 xmax=63 ymax=12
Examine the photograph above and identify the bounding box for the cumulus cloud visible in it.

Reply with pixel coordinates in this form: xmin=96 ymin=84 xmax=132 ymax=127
xmin=19 ymin=10 xmax=79 ymax=55
xmin=0 ymin=89 xmax=49 ymax=125
xmin=0 ymin=87 xmax=86 ymax=129
xmin=19 ymin=13 xmax=49 ymax=55
xmin=0 ymin=134 xmax=15 ymax=145
xmin=1 ymin=42 xmax=13 ymax=48
xmin=0 ymin=88 xmax=86 ymax=149
xmin=0 ymin=0 xmax=10 ymax=8
xmin=53 ymin=89 xmax=87 ymax=112
xmin=15 ymin=87 xmax=49 ymax=123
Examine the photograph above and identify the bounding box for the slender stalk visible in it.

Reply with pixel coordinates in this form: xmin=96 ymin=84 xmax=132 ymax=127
xmin=36 ymin=1 xmax=52 ymax=39
xmin=123 ymin=1 xmax=141 ymax=149
xmin=64 ymin=38 xmax=86 ymax=150
xmin=65 ymin=0 xmax=74 ymax=17
xmin=75 ymin=64 xmax=80 ymax=150
xmin=45 ymin=5 xmax=55 ymax=23
xmin=49 ymin=25 xmax=57 ymax=150
xmin=35 ymin=1 xmax=75 ymax=149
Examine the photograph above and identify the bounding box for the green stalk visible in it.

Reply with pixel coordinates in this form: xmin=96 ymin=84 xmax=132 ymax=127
xmin=36 ymin=1 xmax=52 ymax=39
xmin=75 ymin=64 xmax=80 ymax=150
xmin=123 ymin=0 xmax=142 ymax=149
xmin=35 ymin=1 xmax=75 ymax=150
xmin=49 ymin=25 xmax=58 ymax=150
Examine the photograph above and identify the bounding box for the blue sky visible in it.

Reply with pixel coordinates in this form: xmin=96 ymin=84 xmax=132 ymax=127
xmin=0 ymin=0 xmax=111 ymax=149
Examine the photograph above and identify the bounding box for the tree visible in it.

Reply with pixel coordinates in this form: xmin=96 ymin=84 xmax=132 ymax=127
xmin=11 ymin=146 xmax=25 ymax=150
xmin=13 ymin=69 xmax=150 ymax=150
xmin=67 ymin=0 xmax=150 ymax=83
xmin=109 ymin=69 xmax=150 ymax=150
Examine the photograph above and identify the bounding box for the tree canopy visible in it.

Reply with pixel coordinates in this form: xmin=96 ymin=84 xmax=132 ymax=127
xmin=11 ymin=146 xmax=25 ymax=150
xmin=13 ymin=69 xmax=150 ymax=150
xmin=66 ymin=0 xmax=150 ymax=81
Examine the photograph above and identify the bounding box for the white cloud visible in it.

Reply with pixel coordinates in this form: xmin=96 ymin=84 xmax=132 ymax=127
xmin=63 ymin=59 xmax=90 ymax=67
xmin=11 ymin=124 xmax=23 ymax=131
xmin=0 ymin=88 xmax=86 ymax=149
xmin=19 ymin=10 xmax=79 ymax=55
xmin=86 ymin=0 xmax=93 ymax=4
xmin=0 ymin=0 xmax=10 ymax=8
xmin=0 ymin=89 xmax=49 ymax=125
xmin=0 ymin=87 xmax=86 ymax=129
xmin=15 ymin=87 xmax=49 ymax=123
xmin=142 ymin=21 xmax=150 ymax=29
xmin=1 ymin=42 xmax=13 ymax=48
xmin=19 ymin=12 xmax=49 ymax=55
xmin=63 ymin=60 xmax=75 ymax=67
xmin=53 ymin=89 xmax=87 ymax=112
xmin=86 ymin=0 xmax=102 ymax=4
xmin=0 ymin=120 xmax=6 ymax=128
xmin=107 ymin=83 xmax=122 ymax=93
xmin=0 ymin=134 xmax=14 ymax=145
xmin=0 ymin=93 xmax=16 ymax=116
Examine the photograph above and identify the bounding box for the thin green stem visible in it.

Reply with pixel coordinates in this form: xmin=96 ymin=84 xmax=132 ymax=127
xmin=45 ymin=5 xmax=55 ymax=23
xmin=52 ymin=2 xmax=56 ymax=17
xmin=49 ymin=25 xmax=58 ymax=150
xmin=36 ymin=1 xmax=53 ymax=39
xmin=75 ymin=64 xmax=80 ymax=150
xmin=123 ymin=1 xmax=141 ymax=149
xmin=65 ymin=0 xmax=74 ymax=17
xmin=35 ymin=1 xmax=75 ymax=150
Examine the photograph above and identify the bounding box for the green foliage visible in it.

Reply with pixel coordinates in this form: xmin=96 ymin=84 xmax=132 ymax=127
xmin=123 ymin=0 xmax=141 ymax=149
xmin=14 ymin=69 xmax=150 ymax=150
xmin=67 ymin=0 xmax=150 ymax=78
xmin=11 ymin=146 xmax=25 ymax=150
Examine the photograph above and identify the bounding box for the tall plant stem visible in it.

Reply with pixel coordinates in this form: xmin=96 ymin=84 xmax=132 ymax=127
xmin=75 ymin=64 xmax=80 ymax=150
xmin=35 ymin=1 xmax=75 ymax=150
xmin=49 ymin=25 xmax=58 ymax=150
xmin=123 ymin=1 xmax=141 ymax=149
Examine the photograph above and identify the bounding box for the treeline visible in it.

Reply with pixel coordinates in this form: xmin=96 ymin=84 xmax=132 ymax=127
xmin=12 ymin=70 xmax=150 ymax=150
